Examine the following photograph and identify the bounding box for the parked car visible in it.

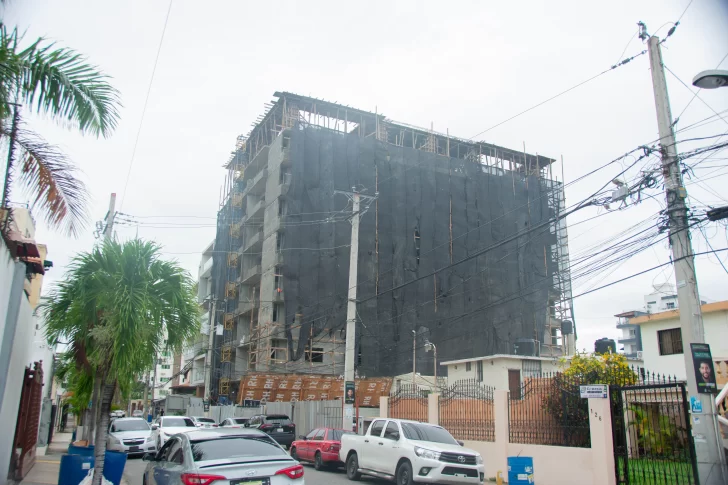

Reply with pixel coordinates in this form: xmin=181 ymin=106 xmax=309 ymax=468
xmin=219 ymin=417 xmax=250 ymax=428
xmin=142 ymin=428 xmax=304 ymax=484
xmin=246 ymin=414 xmax=296 ymax=449
xmin=132 ymin=410 xmax=144 ymax=418
xmin=190 ymin=416 xmax=218 ymax=428
xmin=291 ymin=427 xmax=354 ymax=470
xmin=150 ymin=416 xmax=197 ymax=450
xmin=339 ymin=418 xmax=484 ymax=484
xmin=106 ymin=418 xmax=156 ymax=456
xmin=109 ymin=410 xmax=125 ymax=418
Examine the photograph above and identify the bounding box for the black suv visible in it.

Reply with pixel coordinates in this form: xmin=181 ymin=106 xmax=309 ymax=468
xmin=246 ymin=414 xmax=296 ymax=448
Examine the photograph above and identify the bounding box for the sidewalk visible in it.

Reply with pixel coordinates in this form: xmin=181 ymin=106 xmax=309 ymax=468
xmin=18 ymin=430 xmax=129 ymax=485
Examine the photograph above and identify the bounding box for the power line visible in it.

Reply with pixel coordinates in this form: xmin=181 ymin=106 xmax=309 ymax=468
xmin=674 ymin=51 xmax=728 ymax=126
xmin=119 ymin=0 xmax=174 ymax=211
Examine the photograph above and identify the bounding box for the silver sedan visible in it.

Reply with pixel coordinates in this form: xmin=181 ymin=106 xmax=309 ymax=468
xmin=142 ymin=428 xmax=305 ymax=485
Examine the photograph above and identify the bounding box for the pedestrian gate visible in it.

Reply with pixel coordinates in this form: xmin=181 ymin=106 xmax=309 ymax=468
xmin=609 ymin=380 xmax=699 ymax=484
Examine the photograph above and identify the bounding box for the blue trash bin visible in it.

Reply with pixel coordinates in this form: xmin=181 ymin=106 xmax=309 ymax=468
xmin=508 ymin=457 xmax=534 ymax=485
xmin=58 ymin=454 xmax=94 ymax=485
xmin=102 ymin=450 xmax=127 ymax=485
xmin=67 ymin=444 xmax=95 ymax=457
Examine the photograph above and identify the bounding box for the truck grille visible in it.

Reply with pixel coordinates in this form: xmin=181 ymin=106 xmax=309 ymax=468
xmin=439 ymin=452 xmax=477 ymax=465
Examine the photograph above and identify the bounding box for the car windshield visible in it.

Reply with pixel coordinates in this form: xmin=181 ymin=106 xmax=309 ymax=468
xmin=401 ymin=423 xmax=458 ymax=445
xmin=196 ymin=418 xmax=215 ymax=424
xmin=330 ymin=430 xmax=354 ymax=441
xmin=163 ymin=417 xmax=195 ymax=427
xmin=191 ymin=436 xmax=288 ymax=462
xmin=233 ymin=418 xmax=249 ymax=424
xmin=265 ymin=415 xmax=291 ymax=424
xmin=113 ymin=420 xmax=150 ymax=432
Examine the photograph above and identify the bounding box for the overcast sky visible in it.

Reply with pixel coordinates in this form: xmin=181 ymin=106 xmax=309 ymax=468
xmin=4 ymin=0 xmax=728 ymax=354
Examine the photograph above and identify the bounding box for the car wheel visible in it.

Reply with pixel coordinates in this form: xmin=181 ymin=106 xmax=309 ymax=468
xmin=396 ymin=460 xmax=414 ymax=485
xmin=290 ymin=447 xmax=298 ymax=461
xmin=346 ymin=453 xmax=361 ymax=481
xmin=156 ymin=437 xmax=161 ymax=451
xmin=314 ymin=451 xmax=324 ymax=471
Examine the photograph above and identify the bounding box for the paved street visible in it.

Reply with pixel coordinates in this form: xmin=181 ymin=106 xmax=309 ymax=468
xmin=122 ymin=456 xmax=390 ymax=485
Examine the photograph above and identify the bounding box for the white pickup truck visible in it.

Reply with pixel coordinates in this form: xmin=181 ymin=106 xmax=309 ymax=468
xmin=339 ymin=418 xmax=485 ymax=484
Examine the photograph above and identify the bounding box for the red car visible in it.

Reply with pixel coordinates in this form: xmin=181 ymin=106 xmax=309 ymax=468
xmin=290 ymin=427 xmax=354 ymax=470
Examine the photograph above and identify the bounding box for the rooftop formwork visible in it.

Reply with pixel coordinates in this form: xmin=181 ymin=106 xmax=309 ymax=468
xmin=208 ymin=92 xmax=575 ymax=402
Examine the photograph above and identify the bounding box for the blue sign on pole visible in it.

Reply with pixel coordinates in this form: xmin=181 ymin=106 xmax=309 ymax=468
xmin=690 ymin=396 xmax=703 ymax=414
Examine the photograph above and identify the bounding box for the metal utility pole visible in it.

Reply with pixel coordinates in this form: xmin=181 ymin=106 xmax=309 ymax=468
xmin=203 ymin=299 xmax=216 ymax=416
xmin=104 ymin=193 xmax=116 ymax=240
xmin=337 ymin=189 xmax=376 ymax=431
xmin=412 ymin=330 xmax=417 ymax=386
xmin=646 ymin=31 xmax=727 ymax=484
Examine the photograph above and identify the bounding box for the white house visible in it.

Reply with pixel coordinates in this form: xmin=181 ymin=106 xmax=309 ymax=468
xmin=630 ymin=300 xmax=728 ymax=387
xmin=441 ymin=354 xmax=561 ymax=395
xmin=644 ymin=282 xmax=680 ymax=314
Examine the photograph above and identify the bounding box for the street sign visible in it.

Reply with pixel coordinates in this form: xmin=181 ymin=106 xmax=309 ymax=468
xmin=580 ymin=384 xmax=608 ymax=399
xmin=690 ymin=396 xmax=703 ymax=414
xmin=203 ymin=400 xmax=210 ymax=412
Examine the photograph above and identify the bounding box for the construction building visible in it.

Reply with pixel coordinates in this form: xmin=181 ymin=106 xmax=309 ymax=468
xmin=208 ymin=92 xmax=575 ymax=403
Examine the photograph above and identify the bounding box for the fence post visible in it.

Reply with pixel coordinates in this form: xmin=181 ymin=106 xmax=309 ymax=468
xmin=493 ymin=390 xmax=509 ymax=479
xmin=588 ymin=397 xmax=616 ymax=485
xmin=428 ymin=393 xmax=439 ymax=425
xmin=380 ymin=396 xmax=388 ymax=418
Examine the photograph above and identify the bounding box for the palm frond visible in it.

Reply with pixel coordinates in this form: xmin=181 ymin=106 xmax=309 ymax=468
xmin=2 ymin=123 xmax=90 ymax=237
xmin=16 ymin=37 xmax=121 ymax=137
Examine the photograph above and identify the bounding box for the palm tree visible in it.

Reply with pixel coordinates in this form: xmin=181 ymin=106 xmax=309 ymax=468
xmin=0 ymin=23 xmax=121 ymax=237
xmin=43 ymin=239 xmax=199 ymax=485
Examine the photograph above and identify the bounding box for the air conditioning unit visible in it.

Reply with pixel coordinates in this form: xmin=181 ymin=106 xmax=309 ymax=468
xmin=636 ymin=351 xmax=643 ymax=360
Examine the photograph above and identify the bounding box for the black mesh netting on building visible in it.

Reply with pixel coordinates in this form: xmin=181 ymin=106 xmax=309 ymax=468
xmin=282 ymin=126 xmax=557 ymax=377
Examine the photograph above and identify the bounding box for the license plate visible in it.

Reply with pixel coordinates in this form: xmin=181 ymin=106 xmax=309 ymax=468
xmin=129 ymin=446 xmax=140 ymax=451
xmin=231 ymin=479 xmax=269 ymax=485
xmin=276 ymin=428 xmax=283 ymax=432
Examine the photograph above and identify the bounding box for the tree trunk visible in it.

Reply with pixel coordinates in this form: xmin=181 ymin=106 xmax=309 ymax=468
xmin=84 ymin=375 xmax=101 ymax=443
xmin=91 ymin=379 xmax=116 ymax=485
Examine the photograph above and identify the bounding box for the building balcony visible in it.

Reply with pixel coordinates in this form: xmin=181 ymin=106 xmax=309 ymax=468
xmin=616 ymin=322 xmax=637 ymax=329
xmin=238 ymin=298 xmax=258 ymax=316
xmin=244 ymin=168 xmax=268 ymax=196
xmin=240 ymin=264 xmax=261 ymax=285
xmin=279 ymin=172 xmax=292 ymax=196
xmin=243 ymin=231 xmax=263 ymax=253
xmin=272 ymin=288 xmax=284 ymax=303
xmin=199 ymin=258 xmax=213 ymax=278
xmin=245 ymin=199 xmax=265 ymax=222
xmin=617 ymin=337 xmax=637 ymax=344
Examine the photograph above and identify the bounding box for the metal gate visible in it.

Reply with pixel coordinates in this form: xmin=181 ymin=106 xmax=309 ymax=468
xmin=388 ymin=383 xmax=428 ymax=422
xmin=610 ymin=379 xmax=699 ymax=484
xmin=10 ymin=362 xmax=44 ymax=480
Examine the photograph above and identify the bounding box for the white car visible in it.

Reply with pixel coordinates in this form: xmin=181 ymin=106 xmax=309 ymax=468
xmin=190 ymin=416 xmax=218 ymax=428
xmin=219 ymin=417 xmax=250 ymax=428
xmin=132 ymin=410 xmax=144 ymax=418
xmin=339 ymin=418 xmax=485 ymax=484
xmin=106 ymin=418 xmax=156 ymax=455
xmin=150 ymin=416 xmax=197 ymax=450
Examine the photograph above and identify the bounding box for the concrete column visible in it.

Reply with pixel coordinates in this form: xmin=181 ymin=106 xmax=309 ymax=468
xmin=428 ymin=393 xmax=439 ymax=425
xmin=380 ymin=396 xmax=388 ymax=418
xmin=493 ymin=390 xmax=509 ymax=479
xmin=589 ymin=397 xmax=617 ymax=485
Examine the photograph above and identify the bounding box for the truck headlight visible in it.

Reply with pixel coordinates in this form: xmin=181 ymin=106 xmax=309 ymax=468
xmin=476 ymin=454 xmax=483 ymax=465
xmin=414 ymin=447 xmax=441 ymax=460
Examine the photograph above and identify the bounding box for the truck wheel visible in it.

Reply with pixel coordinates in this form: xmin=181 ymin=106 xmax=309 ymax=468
xmin=346 ymin=453 xmax=362 ymax=481
xmin=314 ymin=451 xmax=324 ymax=471
xmin=396 ymin=460 xmax=414 ymax=485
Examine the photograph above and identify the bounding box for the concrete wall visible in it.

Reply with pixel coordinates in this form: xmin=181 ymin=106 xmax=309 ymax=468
xmin=0 ymin=241 xmax=37 ymax=484
xmin=639 ymin=309 xmax=728 ymax=378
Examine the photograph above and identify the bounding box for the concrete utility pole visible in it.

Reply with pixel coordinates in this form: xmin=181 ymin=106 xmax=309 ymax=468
xmin=646 ymin=32 xmax=727 ymax=484
xmin=337 ymin=189 xmax=376 ymax=431
xmin=203 ymin=299 xmax=216 ymax=416
xmin=104 ymin=193 xmax=116 ymax=240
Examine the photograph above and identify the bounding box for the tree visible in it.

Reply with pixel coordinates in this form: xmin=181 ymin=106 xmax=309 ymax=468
xmin=43 ymin=239 xmax=199 ymax=485
xmin=0 ymin=23 xmax=121 ymax=236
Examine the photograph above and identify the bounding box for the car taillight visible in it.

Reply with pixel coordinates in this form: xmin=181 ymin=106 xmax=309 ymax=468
xmin=180 ymin=473 xmax=225 ymax=485
xmin=259 ymin=424 xmax=273 ymax=430
xmin=275 ymin=464 xmax=304 ymax=479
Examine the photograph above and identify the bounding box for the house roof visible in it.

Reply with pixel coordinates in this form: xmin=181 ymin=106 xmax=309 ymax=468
xmin=629 ymin=300 xmax=728 ymax=325
xmin=440 ymin=353 xmax=560 ymax=366
xmin=614 ymin=310 xmax=646 ymax=318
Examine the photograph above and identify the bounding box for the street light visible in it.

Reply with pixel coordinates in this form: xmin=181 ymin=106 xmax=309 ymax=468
xmin=692 ymin=70 xmax=728 ymax=89
xmin=424 ymin=340 xmax=437 ymax=392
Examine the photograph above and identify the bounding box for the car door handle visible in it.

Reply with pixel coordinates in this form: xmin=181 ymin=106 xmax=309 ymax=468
xmin=364 ymin=439 xmax=369 ymax=443
xmin=378 ymin=442 xmax=384 ymax=446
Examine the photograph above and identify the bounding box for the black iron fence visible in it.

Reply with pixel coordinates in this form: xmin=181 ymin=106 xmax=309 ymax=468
xmin=508 ymin=372 xmax=591 ymax=447
xmin=610 ymin=372 xmax=698 ymax=485
xmin=388 ymin=383 xmax=428 ymax=422
xmin=439 ymin=379 xmax=495 ymax=442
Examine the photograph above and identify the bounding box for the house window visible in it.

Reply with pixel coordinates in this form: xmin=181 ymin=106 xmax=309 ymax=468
xmin=161 ymin=365 xmax=170 ymax=370
xmin=466 ymin=362 xmax=472 ymax=372
xmin=522 ymin=360 xmax=542 ymax=378
xmin=305 ymin=347 xmax=324 ymax=363
xmin=476 ymin=361 xmax=483 ymax=382
xmin=658 ymin=328 xmax=683 ymax=355
xmin=666 ymin=302 xmax=675 ymax=309
xmin=274 ymin=268 xmax=282 ymax=291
